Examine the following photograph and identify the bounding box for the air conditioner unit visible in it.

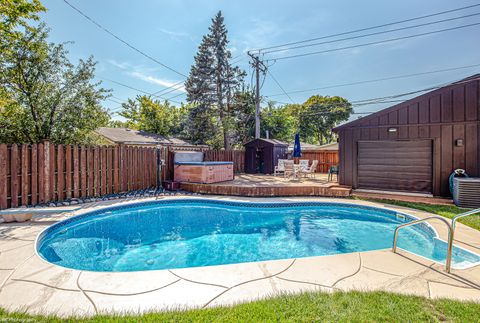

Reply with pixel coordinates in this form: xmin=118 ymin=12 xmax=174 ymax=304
xmin=453 ymin=177 xmax=480 ymax=208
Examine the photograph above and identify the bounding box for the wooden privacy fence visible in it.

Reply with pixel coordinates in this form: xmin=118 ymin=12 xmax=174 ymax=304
xmin=301 ymin=151 xmax=339 ymax=173
xmin=203 ymin=150 xmax=245 ymax=173
xmin=0 ymin=142 xmax=158 ymax=209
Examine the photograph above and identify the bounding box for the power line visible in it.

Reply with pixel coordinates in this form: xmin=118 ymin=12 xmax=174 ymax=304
xmin=153 ymin=83 xmax=186 ymax=97
xmin=263 ymin=12 xmax=480 ymax=54
xmin=267 ymin=22 xmax=480 ymax=61
xmin=266 ymin=63 xmax=480 ymax=97
xmin=111 ymin=95 xmax=127 ymax=101
xmin=147 ymin=53 xmax=244 ymax=96
xmin=353 ymin=76 xmax=480 ymax=103
xmin=165 ymin=91 xmax=186 ymax=101
xmin=100 ymin=77 xmax=183 ymax=104
xmin=106 ymin=98 xmax=123 ymax=105
xmin=151 ymin=80 xmax=185 ymax=96
xmin=63 ymin=0 xmax=188 ymax=78
xmin=252 ymin=3 xmax=480 ymax=52
xmin=290 ymin=76 xmax=480 ymax=118
xmin=267 ymin=70 xmax=294 ymax=104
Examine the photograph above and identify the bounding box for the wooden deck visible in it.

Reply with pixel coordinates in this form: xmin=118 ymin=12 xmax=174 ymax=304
xmin=180 ymin=173 xmax=351 ymax=197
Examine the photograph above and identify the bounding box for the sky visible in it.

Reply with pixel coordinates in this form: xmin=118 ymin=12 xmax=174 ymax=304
xmin=40 ymin=0 xmax=480 ymax=121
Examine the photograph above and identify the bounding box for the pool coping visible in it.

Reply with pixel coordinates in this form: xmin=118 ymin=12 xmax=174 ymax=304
xmin=1 ymin=195 xmax=479 ymax=317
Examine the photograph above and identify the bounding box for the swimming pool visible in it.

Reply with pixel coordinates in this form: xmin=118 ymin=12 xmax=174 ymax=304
xmin=36 ymin=200 xmax=480 ymax=272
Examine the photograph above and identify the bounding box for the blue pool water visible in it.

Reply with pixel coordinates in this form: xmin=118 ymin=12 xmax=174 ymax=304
xmin=37 ymin=200 xmax=480 ymax=272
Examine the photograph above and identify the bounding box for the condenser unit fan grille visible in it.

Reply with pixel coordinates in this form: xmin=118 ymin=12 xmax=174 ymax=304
xmin=453 ymin=177 xmax=480 ymax=208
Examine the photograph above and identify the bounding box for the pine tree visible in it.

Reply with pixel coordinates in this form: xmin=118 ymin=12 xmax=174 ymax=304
xmin=185 ymin=11 xmax=245 ymax=149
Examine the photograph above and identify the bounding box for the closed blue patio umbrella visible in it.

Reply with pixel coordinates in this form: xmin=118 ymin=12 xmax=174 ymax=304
xmin=293 ymin=134 xmax=302 ymax=158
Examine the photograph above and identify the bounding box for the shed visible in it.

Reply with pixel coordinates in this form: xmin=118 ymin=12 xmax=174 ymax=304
xmin=333 ymin=75 xmax=480 ymax=197
xmin=244 ymin=139 xmax=288 ymax=174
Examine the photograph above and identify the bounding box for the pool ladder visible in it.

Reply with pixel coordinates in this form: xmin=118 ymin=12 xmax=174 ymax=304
xmin=392 ymin=208 xmax=480 ymax=273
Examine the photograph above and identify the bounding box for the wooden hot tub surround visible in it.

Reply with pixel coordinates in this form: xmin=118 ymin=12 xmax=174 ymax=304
xmin=174 ymin=162 xmax=234 ymax=184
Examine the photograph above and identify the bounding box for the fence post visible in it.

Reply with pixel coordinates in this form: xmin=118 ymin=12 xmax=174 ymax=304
xmin=43 ymin=141 xmax=51 ymax=203
xmin=10 ymin=144 xmax=18 ymax=207
xmin=156 ymin=147 xmax=162 ymax=188
xmin=31 ymin=144 xmax=37 ymax=205
xmin=21 ymin=144 xmax=29 ymax=206
xmin=0 ymin=144 xmax=7 ymax=209
xmin=57 ymin=144 xmax=64 ymax=201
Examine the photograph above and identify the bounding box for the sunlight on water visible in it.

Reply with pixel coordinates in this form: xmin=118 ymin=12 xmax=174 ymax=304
xmin=37 ymin=201 xmax=480 ymax=272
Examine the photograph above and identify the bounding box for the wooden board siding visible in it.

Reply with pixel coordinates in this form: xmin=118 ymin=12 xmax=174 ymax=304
xmin=335 ymin=78 xmax=480 ymax=197
xmin=0 ymin=145 xmax=7 ymax=209
xmin=357 ymin=140 xmax=433 ymax=193
xmin=174 ymin=163 xmax=234 ymax=184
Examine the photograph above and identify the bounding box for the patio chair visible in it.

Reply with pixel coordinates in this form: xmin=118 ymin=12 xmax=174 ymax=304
xmin=283 ymin=160 xmax=295 ymax=179
xmin=274 ymin=159 xmax=288 ymax=176
xmin=300 ymin=160 xmax=318 ymax=178
xmin=328 ymin=165 xmax=339 ymax=182
xmin=299 ymin=159 xmax=310 ymax=172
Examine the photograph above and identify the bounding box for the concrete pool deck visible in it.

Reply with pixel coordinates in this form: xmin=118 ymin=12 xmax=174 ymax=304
xmin=0 ymin=196 xmax=479 ymax=317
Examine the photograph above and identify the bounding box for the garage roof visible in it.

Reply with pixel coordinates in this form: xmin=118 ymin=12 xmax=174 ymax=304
xmin=333 ymin=74 xmax=480 ymax=132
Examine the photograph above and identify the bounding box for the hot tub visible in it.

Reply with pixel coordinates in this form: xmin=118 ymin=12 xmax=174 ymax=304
xmin=174 ymin=161 xmax=234 ymax=183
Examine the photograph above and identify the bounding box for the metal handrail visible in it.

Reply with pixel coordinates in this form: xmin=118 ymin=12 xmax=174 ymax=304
xmin=452 ymin=208 xmax=480 ymax=230
xmin=392 ymin=216 xmax=454 ymax=273
xmin=451 ymin=208 xmax=480 ymax=250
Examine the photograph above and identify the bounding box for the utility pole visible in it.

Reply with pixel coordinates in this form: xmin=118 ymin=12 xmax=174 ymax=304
xmin=248 ymin=51 xmax=267 ymax=139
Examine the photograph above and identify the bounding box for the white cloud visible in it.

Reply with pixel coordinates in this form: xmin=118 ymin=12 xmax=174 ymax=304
xmin=106 ymin=59 xmax=131 ymax=70
xmin=130 ymin=71 xmax=186 ymax=92
xmin=158 ymin=28 xmax=196 ymax=43
xmin=159 ymin=28 xmax=190 ymax=38
xmin=106 ymin=59 xmax=186 ymax=93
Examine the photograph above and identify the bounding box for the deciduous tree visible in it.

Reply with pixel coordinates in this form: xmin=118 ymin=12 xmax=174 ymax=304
xmin=0 ymin=25 xmax=110 ymax=144
xmin=299 ymin=95 xmax=352 ymax=144
xmin=118 ymin=95 xmax=188 ymax=137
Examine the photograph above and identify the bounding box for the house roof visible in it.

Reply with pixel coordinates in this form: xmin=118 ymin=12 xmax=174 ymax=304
xmin=333 ymin=74 xmax=480 ymax=132
xmin=308 ymin=142 xmax=338 ymax=151
xmin=244 ymin=138 xmax=289 ymax=147
xmin=288 ymin=142 xmax=338 ymax=151
xmin=95 ymin=127 xmax=196 ymax=146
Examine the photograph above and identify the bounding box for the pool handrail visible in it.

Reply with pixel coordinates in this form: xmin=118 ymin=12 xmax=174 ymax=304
xmin=392 ymin=216 xmax=453 ymax=273
xmin=452 ymin=208 xmax=480 ymax=230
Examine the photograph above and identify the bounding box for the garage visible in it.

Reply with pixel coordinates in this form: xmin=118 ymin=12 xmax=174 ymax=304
xmin=333 ymin=75 xmax=480 ymax=197
xmin=357 ymin=140 xmax=433 ymax=193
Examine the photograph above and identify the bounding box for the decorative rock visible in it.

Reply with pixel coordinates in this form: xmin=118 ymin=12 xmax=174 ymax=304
xmin=1 ymin=214 xmax=15 ymax=222
xmin=14 ymin=212 xmax=33 ymax=222
xmin=1 ymin=212 xmax=33 ymax=223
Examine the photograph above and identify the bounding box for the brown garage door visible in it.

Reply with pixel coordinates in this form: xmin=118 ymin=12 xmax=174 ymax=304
xmin=357 ymin=140 xmax=433 ymax=193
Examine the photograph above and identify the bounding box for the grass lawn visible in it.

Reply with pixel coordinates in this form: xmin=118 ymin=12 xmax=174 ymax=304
xmin=0 ymin=291 xmax=479 ymax=322
xmin=352 ymin=197 xmax=480 ymax=231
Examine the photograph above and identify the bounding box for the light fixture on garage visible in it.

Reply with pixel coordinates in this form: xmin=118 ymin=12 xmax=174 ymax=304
xmin=388 ymin=127 xmax=398 ymax=133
